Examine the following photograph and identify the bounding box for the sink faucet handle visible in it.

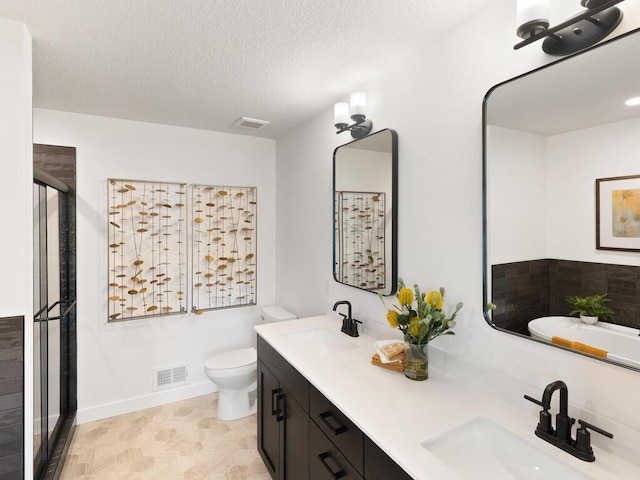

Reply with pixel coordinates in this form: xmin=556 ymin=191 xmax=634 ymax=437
xmin=524 ymin=394 xmax=553 ymax=434
xmin=575 ymin=420 xmax=613 ymax=461
xmin=577 ymin=420 xmax=613 ymax=440
xmin=524 ymin=394 xmax=544 ymax=407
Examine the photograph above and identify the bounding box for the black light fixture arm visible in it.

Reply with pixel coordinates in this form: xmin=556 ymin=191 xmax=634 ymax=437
xmin=335 ymin=116 xmax=373 ymax=139
xmin=514 ymin=0 xmax=624 ymax=56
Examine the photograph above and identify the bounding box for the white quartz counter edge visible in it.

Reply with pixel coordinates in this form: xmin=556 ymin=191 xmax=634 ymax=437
xmin=254 ymin=315 xmax=636 ymax=480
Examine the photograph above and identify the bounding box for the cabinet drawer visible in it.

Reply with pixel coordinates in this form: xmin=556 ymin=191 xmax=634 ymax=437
xmin=310 ymin=421 xmax=363 ymax=480
xmin=310 ymin=384 xmax=363 ymax=475
xmin=258 ymin=336 xmax=309 ymax=413
xmin=364 ymin=436 xmax=413 ymax=480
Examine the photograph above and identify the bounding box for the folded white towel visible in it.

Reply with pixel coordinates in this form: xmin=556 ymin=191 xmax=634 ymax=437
xmin=374 ymin=340 xmax=405 ymax=364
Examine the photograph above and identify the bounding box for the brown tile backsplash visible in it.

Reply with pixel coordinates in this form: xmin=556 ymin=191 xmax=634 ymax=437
xmin=492 ymin=259 xmax=640 ymax=335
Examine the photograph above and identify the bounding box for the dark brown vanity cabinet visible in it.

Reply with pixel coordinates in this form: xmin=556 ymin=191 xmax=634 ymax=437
xmin=309 ymin=384 xmax=364 ymax=479
xmin=364 ymin=437 xmax=414 ymax=480
xmin=310 ymin=420 xmax=363 ymax=480
xmin=257 ymin=337 xmax=309 ymax=480
xmin=257 ymin=335 xmax=414 ymax=480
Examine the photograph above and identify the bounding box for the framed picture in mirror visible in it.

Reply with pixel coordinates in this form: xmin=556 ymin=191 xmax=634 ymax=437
xmin=596 ymin=174 xmax=640 ymax=251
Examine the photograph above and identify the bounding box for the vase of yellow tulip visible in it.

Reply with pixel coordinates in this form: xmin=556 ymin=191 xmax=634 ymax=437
xmin=380 ymin=278 xmax=463 ymax=381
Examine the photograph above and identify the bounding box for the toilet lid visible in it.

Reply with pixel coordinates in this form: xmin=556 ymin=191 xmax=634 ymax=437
xmin=205 ymin=347 xmax=257 ymax=369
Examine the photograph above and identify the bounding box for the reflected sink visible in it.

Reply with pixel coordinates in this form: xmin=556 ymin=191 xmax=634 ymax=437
xmin=422 ymin=417 xmax=593 ymax=479
xmin=281 ymin=328 xmax=357 ymax=355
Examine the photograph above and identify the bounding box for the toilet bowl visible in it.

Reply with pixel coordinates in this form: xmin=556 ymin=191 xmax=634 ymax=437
xmin=204 ymin=306 xmax=296 ymax=421
xmin=204 ymin=347 xmax=258 ymax=421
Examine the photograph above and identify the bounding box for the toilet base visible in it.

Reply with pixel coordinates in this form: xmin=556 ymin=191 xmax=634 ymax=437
xmin=216 ymin=385 xmax=257 ymax=421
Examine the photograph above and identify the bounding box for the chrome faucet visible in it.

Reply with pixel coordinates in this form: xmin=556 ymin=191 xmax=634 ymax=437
xmin=332 ymin=300 xmax=362 ymax=337
xmin=525 ymin=380 xmax=613 ymax=462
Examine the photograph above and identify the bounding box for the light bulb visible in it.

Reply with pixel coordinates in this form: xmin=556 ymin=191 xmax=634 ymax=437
xmin=334 ymin=102 xmax=350 ymax=127
xmin=349 ymin=92 xmax=367 ymax=118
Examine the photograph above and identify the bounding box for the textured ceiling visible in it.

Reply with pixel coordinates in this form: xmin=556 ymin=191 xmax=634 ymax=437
xmin=0 ymin=0 xmax=494 ymax=138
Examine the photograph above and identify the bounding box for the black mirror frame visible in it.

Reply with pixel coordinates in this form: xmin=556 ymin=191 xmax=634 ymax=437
xmin=481 ymin=28 xmax=640 ymax=372
xmin=332 ymin=128 xmax=398 ymax=296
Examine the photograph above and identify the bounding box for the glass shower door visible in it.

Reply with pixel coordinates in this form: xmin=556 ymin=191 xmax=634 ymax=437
xmin=33 ymin=180 xmax=71 ymax=478
xmin=33 ymin=183 xmax=46 ymax=464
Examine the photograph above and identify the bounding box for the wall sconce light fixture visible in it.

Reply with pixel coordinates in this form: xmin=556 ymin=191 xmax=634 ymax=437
xmin=334 ymin=92 xmax=373 ymax=139
xmin=515 ymin=0 xmax=624 ymax=56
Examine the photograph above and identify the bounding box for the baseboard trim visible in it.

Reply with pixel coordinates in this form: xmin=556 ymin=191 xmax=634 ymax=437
xmin=76 ymin=381 xmax=218 ymax=424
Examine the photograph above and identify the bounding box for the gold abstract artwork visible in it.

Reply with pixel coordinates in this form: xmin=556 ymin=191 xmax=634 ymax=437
xmin=335 ymin=191 xmax=386 ymax=290
xmin=108 ymin=179 xmax=187 ymax=322
xmin=612 ymin=188 xmax=640 ymax=238
xmin=191 ymin=185 xmax=257 ymax=313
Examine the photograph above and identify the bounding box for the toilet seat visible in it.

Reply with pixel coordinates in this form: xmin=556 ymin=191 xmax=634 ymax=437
xmin=205 ymin=347 xmax=257 ymax=370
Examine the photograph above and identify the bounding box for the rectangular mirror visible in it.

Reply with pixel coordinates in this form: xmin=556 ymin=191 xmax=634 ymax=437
xmin=333 ymin=129 xmax=398 ymax=295
xmin=483 ymin=29 xmax=640 ymax=371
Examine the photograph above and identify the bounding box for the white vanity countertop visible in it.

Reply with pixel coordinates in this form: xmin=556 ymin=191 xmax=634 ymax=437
xmin=254 ymin=315 xmax=639 ymax=480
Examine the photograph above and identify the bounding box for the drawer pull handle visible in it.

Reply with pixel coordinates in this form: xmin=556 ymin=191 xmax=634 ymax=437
xmin=276 ymin=393 xmax=286 ymax=422
xmin=319 ymin=411 xmax=347 ymax=435
xmin=271 ymin=388 xmax=282 ymax=416
xmin=317 ymin=452 xmax=345 ymax=479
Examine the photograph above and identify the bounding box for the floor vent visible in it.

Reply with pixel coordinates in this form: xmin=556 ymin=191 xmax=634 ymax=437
xmin=154 ymin=364 xmax=188 ymax=391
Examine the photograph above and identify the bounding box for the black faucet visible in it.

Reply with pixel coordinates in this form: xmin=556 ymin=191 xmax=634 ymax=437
xmin=525 ymin=380 xmax=613 ymax=462
xmin=332 ymin=300 xmax=362 ymax=337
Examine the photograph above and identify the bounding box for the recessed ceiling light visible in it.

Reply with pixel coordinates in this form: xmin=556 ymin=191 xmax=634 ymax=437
xmin=624 ymin=96 xmax=640 ymax=107
xmin=234 ymin=117 xmax=270 ymax=130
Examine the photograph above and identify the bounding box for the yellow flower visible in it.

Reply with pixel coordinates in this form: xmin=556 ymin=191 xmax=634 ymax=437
xmin=427 ymin=291 xmax=443 ymax=310
xmin=386 ymin=310 xmax=399 ymax=328
xmin=397 ymin=287 xmax=414 ymax=306
xmin=409 ymin=318 xmax=421 ymax=337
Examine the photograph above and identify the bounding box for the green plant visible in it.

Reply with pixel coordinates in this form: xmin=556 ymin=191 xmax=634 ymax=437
xmin=566 ymin=293 xmax=614 ymax=320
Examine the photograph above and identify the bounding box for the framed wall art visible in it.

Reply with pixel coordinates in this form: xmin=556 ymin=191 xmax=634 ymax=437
xmin=334 ymin=191 xmax=386 ymax=290
xmin=596 ymin=174 xmax=640 ymax=252
xmin=107 ymin=179 xmax=188 ymax=321
xmin=191 ymin=184 xmax=257 ymax=313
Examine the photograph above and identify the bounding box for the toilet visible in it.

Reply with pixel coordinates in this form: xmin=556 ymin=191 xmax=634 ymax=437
xmin=204 ymin=306 xmax=296 ymax=421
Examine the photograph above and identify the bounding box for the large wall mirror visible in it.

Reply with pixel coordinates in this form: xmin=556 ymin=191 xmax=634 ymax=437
xmin=483 ymin=29 xmax=640 ymax=372
xmin=333 ymin=129 xmax=398 ymax=295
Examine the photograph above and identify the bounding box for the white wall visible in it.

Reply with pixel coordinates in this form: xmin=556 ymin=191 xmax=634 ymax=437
xmin=33 ymin=109 xmax=277 ymax=423
xmin=488 ymin=116 xmax=640 ymax=268
xmin=487 ymin=126 xmax=548 ymax=264
xmin=0 ymin=21 xmax=32 ymax=320
xmin=0 ymin=17 xmax=33 ymax=477
xmin=548 ymin=116 xmax=640 ymax=266
xmin=276 ymin=0 xmax=640 ymax=441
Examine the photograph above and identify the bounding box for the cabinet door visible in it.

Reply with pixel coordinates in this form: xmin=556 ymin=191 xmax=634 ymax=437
xmin=258 ymin=361 xmax=282 ymax=480
xmin=283 ymin=391 xmax=309 ymax=479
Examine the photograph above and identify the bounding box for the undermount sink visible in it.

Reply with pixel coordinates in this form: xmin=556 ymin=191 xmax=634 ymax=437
xmin=421 ymin=417 xmax=594 ymax=480
xmin=281 ymin=327 xmax=357 ymax=354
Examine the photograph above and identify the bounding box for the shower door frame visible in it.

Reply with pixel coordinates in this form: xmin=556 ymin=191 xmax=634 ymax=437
xmin=33 ymin=144 xmax=77 ymax=480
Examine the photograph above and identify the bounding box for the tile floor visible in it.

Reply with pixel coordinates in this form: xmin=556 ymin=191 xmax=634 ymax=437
xmin=60 ymin=393 xmax=271 ymax=480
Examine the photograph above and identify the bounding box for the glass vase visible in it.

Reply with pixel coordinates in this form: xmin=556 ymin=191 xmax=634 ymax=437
xmin=404 ymin=342 xmax=428 ymax=381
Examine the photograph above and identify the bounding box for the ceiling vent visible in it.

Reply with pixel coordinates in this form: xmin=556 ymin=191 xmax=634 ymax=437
xmin=234 ymin=117 xmax=270 ymax=130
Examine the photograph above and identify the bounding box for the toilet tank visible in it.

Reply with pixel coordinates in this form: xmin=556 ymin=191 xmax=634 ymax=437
xmin=261 ymin=305 xmax=297 ymax=323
